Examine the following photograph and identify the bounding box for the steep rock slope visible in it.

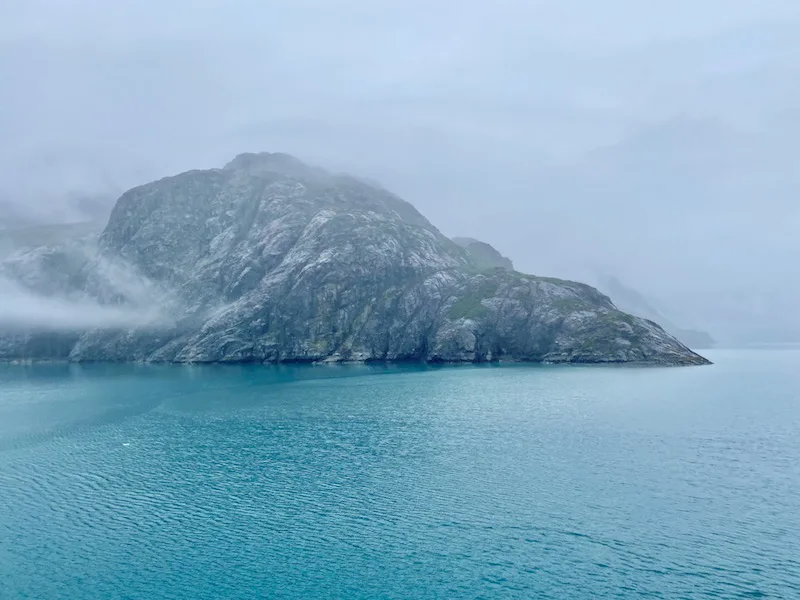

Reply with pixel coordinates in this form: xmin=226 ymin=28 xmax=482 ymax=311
xmin=0 ymin=153 xmax=709 ymax=365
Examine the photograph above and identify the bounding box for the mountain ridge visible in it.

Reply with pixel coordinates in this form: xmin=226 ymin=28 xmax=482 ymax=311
xmin=0 ymin=152 xmax=709 ymax=366
xmin=596 ymin=275 xmax=715 ymax=350
xmin=452 ymin=238 xmax=514 ymax=271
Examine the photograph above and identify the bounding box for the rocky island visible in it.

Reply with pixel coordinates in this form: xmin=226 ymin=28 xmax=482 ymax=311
xmin=0 ymin=152 xmax=709 ymax=365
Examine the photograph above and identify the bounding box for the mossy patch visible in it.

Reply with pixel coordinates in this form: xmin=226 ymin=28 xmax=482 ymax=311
xmin=449 ymin=296 xmax=490 ymax=320
xmin=448 ymin=278 xmax=499 ymax=320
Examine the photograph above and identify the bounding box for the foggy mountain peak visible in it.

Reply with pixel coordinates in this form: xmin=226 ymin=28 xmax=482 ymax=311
xmin=1 ymin=0 xmax=798 ymax=345
xmin=223 ymin=152 xmax=327 ymax=179
xmin=0 ymin=154 xmax=707 ymax=365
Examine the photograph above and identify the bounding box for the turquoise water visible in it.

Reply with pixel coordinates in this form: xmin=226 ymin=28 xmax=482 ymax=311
xmin=1 ymin=351 xmax=799 ymax=599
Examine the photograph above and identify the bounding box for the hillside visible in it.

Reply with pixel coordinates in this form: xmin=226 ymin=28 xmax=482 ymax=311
xmin=0 ymin=153 xmax=709 ymax=365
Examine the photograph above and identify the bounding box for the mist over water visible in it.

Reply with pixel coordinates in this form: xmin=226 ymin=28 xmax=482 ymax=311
xmin=0 ymin=242 xmax=177 ymax=332
xmin=2 ymin=7 xmax=797 ymax=598
xmin=0 ymin=276 xmax=170 ymax=331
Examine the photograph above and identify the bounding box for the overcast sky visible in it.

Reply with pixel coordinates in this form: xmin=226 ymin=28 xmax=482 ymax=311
xmin=1 ymin=0 xmax=799 ymax=343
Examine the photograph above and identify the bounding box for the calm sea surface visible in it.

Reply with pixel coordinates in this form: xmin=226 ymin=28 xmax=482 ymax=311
xmin=1 ymin=350 xmax=799 ymax=599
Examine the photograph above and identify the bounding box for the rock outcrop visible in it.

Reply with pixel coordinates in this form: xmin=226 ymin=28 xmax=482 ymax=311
xmin=0 ymin=152 xmax=710 ymax=365
xmin=452 ymin=237 xmax=514 ymax=271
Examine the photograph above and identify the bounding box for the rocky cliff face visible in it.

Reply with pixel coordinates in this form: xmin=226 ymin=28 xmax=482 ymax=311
xmin=0 ymin=153 xmax=710 ymax=365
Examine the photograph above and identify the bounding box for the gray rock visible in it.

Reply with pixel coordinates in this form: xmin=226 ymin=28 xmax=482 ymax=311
xmin=0 ymin=152 xmax=710 ymax=366
xmin=452 ymin=237 xmax=514 ymax=271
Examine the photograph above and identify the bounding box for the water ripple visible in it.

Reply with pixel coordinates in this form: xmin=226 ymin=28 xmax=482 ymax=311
xmin=1 ymin=354 xmax=799 ymax=599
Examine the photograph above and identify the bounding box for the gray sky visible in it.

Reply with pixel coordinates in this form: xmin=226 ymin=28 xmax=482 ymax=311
xmin=2 ymin=0 xmax=799 ymax=343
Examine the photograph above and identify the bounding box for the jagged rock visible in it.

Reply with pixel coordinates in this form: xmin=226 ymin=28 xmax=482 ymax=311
xmin=0 ymin=152 xmax=710 ymax=366
xmin=452 ymin=237 xmax=514 ymax=271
